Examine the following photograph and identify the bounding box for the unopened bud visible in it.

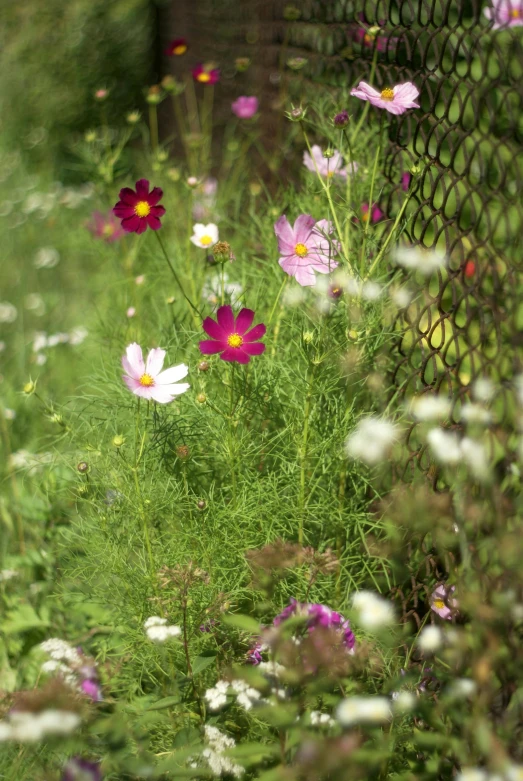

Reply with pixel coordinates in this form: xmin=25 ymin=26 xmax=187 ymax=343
xmin=198 ymin=361 xmax=210 ymax=372
xmin=146 ymin=85 xmax=163 ymax=105
xmin=167 ymin=167 xmax=181 ymax=182
xmin=303 ymin=331 xmax=314 ymax=344
xmin=94 ymin=88 xmax=109 ymax=101
xmin=249 ymin=181 xmax=262 ymax=197
xmin=161 ymin=75 xmax=184 ymax=94
xmin=212 ymin=241 xmax=234 ymax=264
xmin=287 ymin=105 xmax=306 ymax=122
xmin=283 ymin=4 xmax=301 ymax=20
xmin=85 ymin=130 xmax=97 ymax=143
xmin=157 ymin=150 xmax=168 ymax=163
xmin=176 ymin=445 xmax=190 ymax=460
xmin=187 ymin=176 xmax=199 ymax=188
xmin=333 ymin=110 xmax=350 ymax=128
xmin=197 ymin=393 xmax=207 ymax=404
xmin=112 ymin=435 xmax=125 ymax=448
xmin=323 ymin=148 xmax=335 ymax=159
xmin=287 ymin=57 xmax=307 ymax=70
xmin=126 ymin=111 xmax=141 ymax=125
xmin=235 ymin=57 xmax=251 ymax=72
xmin=23 ymin=380 xmax=36 ymax=395
xmin=197 ymin=499 xmax=207 ymax=511
xmin=77 ymin=461 xmax=89 ymax=474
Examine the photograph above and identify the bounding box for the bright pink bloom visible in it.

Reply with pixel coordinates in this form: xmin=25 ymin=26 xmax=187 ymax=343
xmin=430 ymin=584 xmax=458 ymax=620
xmin=361 ymin=202 xmax=384 ymax=223
xmin=87 ymin=211 xmax=124 ymax=243
xmin=231 ymin=96 xmax=259 ymax=118
xmin=273 ymin=599 xmax=356 ymax=652
xmin=303 ymin=144 xmax=357 ymax=179
xmin=484 ymin=0 xmax=523 ymax=27
xmin=192 ymin=63 xmax=220 ymax=85
xmin=401 ymin=171 xmax=411 ymax=191
xmin=122 ymin=343 xmax=189 ymax=403
xmin=113 ymin=179 xmax=165 ymax=234
xmin=350 ymin=81 xmax=420 ymax=115
xmin=199 ymin=305 xmax=266 ymax=364
xmin=165 ymin=37 xmax=188 ymax=56
xmin=275 ymin=214 xmax=340 ymax=287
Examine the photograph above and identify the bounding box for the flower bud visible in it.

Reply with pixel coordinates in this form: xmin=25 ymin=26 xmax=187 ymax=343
xmin=126 ymin=111 xmax=141 ymax=125
xmin=283 ymin=4 xmax=301 ymax=20
xmin=235 ymin=57 xmax=251 ymax=72
xmin=212 ymin=241 xmax=234 ymax=264
xmin=77 ymin=461 xmax=89 ymax=474
xmin=146 ymin=85 xmax=163 ymax=105
xmin=23 ymin=380 xmax=36 ymax=395
xmin=176 ymin=445 xmax=190 ymax=460
xmin=197 ymin=499 xmax=207 ymax=511
xmin=85 ymin=130 xmax=97 ymax=143
xmin=112 ymin=435 xmax=125 ymax=448
xmin=287 ymin=56 xmax=308 ymax=70
xmin=187 ymin=176 xmax=199 ymax=188
xmin=249 ymin=182 xmax=262 ymax=197
xmin=303 ymin=331 xmax=314 ymax=344
xmin=161 ymin=75 xmax=185 ymax=95
xmin=197 ymin=393 xmax=207 ymax=404
xmin=198 ymin=361 xmax=210 ymax=372
xmin=323 ymin=148 xmax=335 ymax=159
xmin=167 ymin=167 xmax=181 ymax=182
xmin=286 ymin=105 xmax=306 ymax=122
xmin=333 ymin=110 xmax=350 ymax=128
xmin=94 ymin=88 xmax=109 ymax=101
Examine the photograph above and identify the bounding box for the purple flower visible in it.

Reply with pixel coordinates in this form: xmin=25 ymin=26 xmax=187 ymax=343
xmin=484 ymin=0 xmax=523 ymax=28
xmin=231 ymin=96 xmax=259 ymax=119
xmin=361 ymin=202 xmax=384 ymax=223
xmin=401 ymin=172 xmax=411 ymax=191
xmin=333 ymin=110 xmax=350 ymax=128
xmin=80 ymin=679 xmax=103 ymax=702
xmin=350 ymin=81 xmax=420 ymax=115
xmin=274 ymin=214 xmax=340 ymax=287
xmin=303 ymin=144 xmax=357 ymax=179
xmin=430 ymin=584 xmax=458 ymax=620
xmin=86 ymin=211 xmax=124 ymax=243
xmin=246 ymin=641 xmax=265 ymax=665
xmin=273 ymin=599 xmax=355 ymax=652
xmin=62 ymin=758 xmax=102 ymax=781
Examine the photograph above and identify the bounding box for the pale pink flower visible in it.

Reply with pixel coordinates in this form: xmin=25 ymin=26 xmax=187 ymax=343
xmin=126 ymin=307 xmax=136 ymax=318
xmin=303 ymin=145 xmax=357 ymax=179
xmin=484 ymin=0 xmax=523 ymax=27
xmin=231 ymin=96 xmax=259 ymax=119
xmin=430 ymin=584 xmax=458 ymax=621
xmin=274 ymin=214 xmax=340 ymax=287
xmin=122 ymin=343 xmax=189 ymax=403
xmin=350 ymin=81 xmax=420 ymax=115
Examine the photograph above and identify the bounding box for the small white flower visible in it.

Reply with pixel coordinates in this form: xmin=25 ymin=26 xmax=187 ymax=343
xmin=361 ymin=281 xmax=383 ymax=301
xmin=33 ymin=332 xmax=48 ymax=352
xmin=205 ymin=680 xmax=229 ymax=711
xmin=34 ymin=248 xmax=60 ymax=269
xmin=472 ymin=377 xmax=495 ymax=403
xmin=47 ymin=333 xmax=69 ymax=347
xmin=460 ymin=437 xmax=490 ymax=480
xmin=409 ymin=395 xmax=451 ymax=422
xmin=231 ymin=679 xmax=262 ymax=711
xmin=392 ymin=245 xmax=447 ymax=275
xmin=416 ymin=625 xmax=444 ymax=653
xmin=0 ymin=302 xmax=17 ymax=323
xmin=2 ymin=408 xmax=16 ymax=420
xmin=352 ymin=591 xmax=395 ymax=630
xmin=202 ymin=273 xmax=243 ymax=310
xmin=336 ymin=696 xmax=392 ymax=727
xmin=35 ymin=353 xmax=47 ymax=365
xmin=345 ymin=417 xmax=399 ymax=465
xmin=5 ymin=710 xmax=80 ymax=741
xmin=310 ymin=710 xmax=335 ymax=727
xmin=390 ymin=286 xmax=413 ymax=309
xmin=0 ymin=569 xmax=18 ymax=582
xmin=460 ymin=404 xmax=491 ymax=425
xmin=426 ymin=428 xmax=461 ymax=464
xmin=68 ymin=327 xmax=88 ymax=346
xmin=506 ymin=765 xmax=523 ymax=781
xmin=40 ymin=638 xmax=81 ymax=666
xmin=144 ymin=616 xmax=181 ymax=643
xmin=25 ymin=294 xmax=45 ymax=315
xmin=200 ymin=725 xmax=244 ymax=777
xmin=392 ymin=691 xmax=416 ymax=714
xmin=190 ymin=223 xmax=219 ymax=249
xmin=446 ymin=678 xmax=476 ymax=699
xmin=258 ymin=661 xmax=286 ymax=679
xmin=455 ymin=769 xmax=488 ymax=781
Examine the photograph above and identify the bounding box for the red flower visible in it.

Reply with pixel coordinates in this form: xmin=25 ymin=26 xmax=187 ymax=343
xmin=165 ymin=38 xmax=188 ymax=56
xmin=199 ymin=305 xmax=266 ymax=364
xmin=192 ymin=63 xmax=220 ymax=85
xmin=464 ymin=260 xmax=476 ymax=278
xmin=113 ymin=179 xmax=166 ymax=234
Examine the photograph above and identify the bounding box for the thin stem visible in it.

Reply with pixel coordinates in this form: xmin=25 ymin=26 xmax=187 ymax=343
xmin=359 ymin=113 xmax=384 ymax=276
xmin=343 ymin=128 xmax=357 ymax=256
xmin=268 ymin=277 xmax=287 ymax=326
xmin=366 ymin=192 xmax=411 ymax=278
xmin=148 ymin=104 xmax=159 ymax=154
xmin=221 ymin=264 xmax=225 ymax=306
xmin=154 ymin=231 xmax=201 ymax=321
xmin=0 ymin=409 xmax=25 ymax=554
xmin=201 ymin=85 xmax=214 ymax=176
xmin=133 ymin=398 xmax=154 ymax=576
xmin=298 ymin=363 xmax=317 ymax=544
xmin=172 ymin=94 xmax=192 ymax=168
xmin=228 ymin=363 xmax=237 ymax=507
xmin=350 ymin=42 xmax=380 ymax=145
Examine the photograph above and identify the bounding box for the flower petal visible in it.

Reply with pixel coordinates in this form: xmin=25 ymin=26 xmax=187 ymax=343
xmin=273 ymin=215 xmax=295 ymax=249
xmin=199 ymin=339 xmax=225 ymax=354
xmin=148 ymin=186 xmax=163 ymax=206
xmin=155 ymin=363 xmax=189 ymax=384
xmin=243 ymin=323 xmax=266 ymax=342
xmin=220 ymin=347 xmax=250 ymax=364
xmin=293 ymin=213 xmax=316 ymax=244
xmin=122 ymin=374 xmax=154 ymax=399
xmin=242 ymin=342 xmax=266 ymax=356
xmin=146 ymin=347 xmax=166 ymax=377
xmin=150 ymin=205 xmax=166 ymax=217
xmin=234 ymin=308 xmax=255 ymax=334
xmin=149 ymin=382 xmax=190 ymax=403
xmin=216 ymin=305 xmax=235 ymax=332
xmin=295 ymin=264 xmax=317 ymax=286
xmin=202 ymin=316 xmax=226 ymax=339
xmin=113 ymin=204 xmax=135 ymax=218
xmin=118 ymin=187 xmax=139 ymax=205
xmin=122 ymin=342 xmax=145 ymax=377
xmin=135 ymin=179 xmax=150 ymax=197
xmin=146 ymin=215 xmax=162 ymax=230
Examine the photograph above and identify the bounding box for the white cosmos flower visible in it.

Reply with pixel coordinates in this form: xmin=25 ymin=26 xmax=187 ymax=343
xmin=144 ymin=616 xmax=181 ymax=643
xmin=0 ymin=302 xmax=18 ymax=323
xmin=336 ymin=696 xmax=392 ymax=727
xmin=417 ymin=625 xmax=444 ymax=653
xmin=426 ymin=428 xmax=462 ymax=464
xmin=345 ymin=417 xmax=399 ymax=465
xmin=1 ymin=710 xmax=81 ymax=741
xmin=409 ymin=394 xmax=451 ymax=422
xmin=460 ymin=404 xmax=492 ymax=425
xmin=352 ymin=591 xmax=395 ymax=630
xmin=392 ymin=245 xmax=447 ymax=275
xmin=34 ymin=248 xmax=60 ymax=269
xmin=190 ymin=223 xmax=219 ymax=249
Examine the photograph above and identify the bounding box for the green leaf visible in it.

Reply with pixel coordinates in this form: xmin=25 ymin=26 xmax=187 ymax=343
xmin=221 ymin=613 xmax=260 ymax=633
xmin=191 ymin=653 xmax=217 ymax=677
xmin=2 ymin=603 xmax=50 ymax=635
xmin=146 ymin=695 xmax=181 ymax=711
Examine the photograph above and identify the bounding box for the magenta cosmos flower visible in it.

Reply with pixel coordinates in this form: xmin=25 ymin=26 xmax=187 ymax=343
xmin=303 ymin=144 xmax=357 ymax=179
xmin=484 ymin=0 xmax=523 ymax=27
xmin=351 ymin=81 xmax=420 ymax=115
xmin=231 ymin=96 xmax=259 ymax=118
xmin=87 ymin=210 xmax=124 ymax=243
xmin=165 ymin=37 xmax=188 ymax=56
xmin=192 ymin=63 xmax=220 ymax=85
xmin=430 ymin=584 xmax=458 ymax=620
xmin=361 ymin=202 xmax=384 ymax=223
xmin=113 ymin=179 xmax=165 ymax=234
xmin=274 ymin=214 xmax=340 ymax=287
xmin=122 ymin=343 xmax=189 ymax=403
xmin=275 ymin=599 xmax=355 ymax=651
xmin=199 ymin=305 xmax=266 ymax=364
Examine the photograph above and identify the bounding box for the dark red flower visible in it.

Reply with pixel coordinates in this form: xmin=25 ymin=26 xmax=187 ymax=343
xmin=199 ymin=305 xmax=266 ymax=364
xmin=192 ymin=63 xmax=220 ymax=85
xmin=464 ymin=260 xmax=476 ymax=278
xmin=165 ymin=38 xmax=188 ymax=56
xmin=113 ymin=179 xmax=165 ymax=234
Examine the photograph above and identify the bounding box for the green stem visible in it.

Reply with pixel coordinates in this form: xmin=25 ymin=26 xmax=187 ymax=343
xmin=0 ymin=409 xmax=25 ymax=554
xmin=366 ymin=191 xmax=411 ymax=278
xmin=268 ymin=276 xmax=287 ymax=325
xmin=228 ymin=364 xmax=237 ymax=507
xmin=298 ymin=363 xmax=317 ymax=544
xmin=172 ymin=94 xmax=191 ymax=168
xmin=133 ymin=398 xmax=154 ymax=575
xmin=148 ymin=104 xmax=159 ymax=154
xmin=221 ymin=264 xmax=225 ymax=306
xmin=359 ymin=113 xmax=383 ymax=276
xmin=343 ymin=129 xmax=357 ymax=256
xmin=154 ymin=231 xmax=201 ymax=321
xmin=350 ymin=42 xmax=380 ymax=145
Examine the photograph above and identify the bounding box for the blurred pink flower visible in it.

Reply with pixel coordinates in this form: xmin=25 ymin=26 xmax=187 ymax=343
xmin=351 ymin=81 xmax=420 ymax=115
xmin=126 ymin=307 xmax=136 ymax=318
xmin=122 ymin=343 xmax=189 ymax=403
xmin=165 ymin=37 xmax=188 ymax=56
xmin=231 ymin=96 xmax=259 ymax=118
xmin=274 ymin=214 xmax=340 ymax=287
xmin=193 ymin=63 xmax=220 ymax=85
xmin=87 ymin=211 xmax=124 ymax=243
xmin=199 ymin=305 xmax=266 ymax=364
xmin=401 ymin=172 xmax=412 ymax=191
xmin=484 ymin=0 xmax=523 ymax=27
xmin=361 ymin=202 xmax=384 ymax=223
xmin=303 ymin=145 xmax=357 ymax=179
xmin=430 ymin=584 xmax=458 ymax=620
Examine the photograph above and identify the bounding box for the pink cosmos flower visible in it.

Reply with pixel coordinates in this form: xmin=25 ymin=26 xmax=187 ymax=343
xmin=361 ymin=202 xmax=384 ymax=223
xmin=430 ymin=584 xmax=458 ymax=620
xmin=87 ymin=211 xmax=124 ymax=243
xmin=165 ymin=37 xmax=188 ymax=56
xmin=401 ymin=171 xmax=412 ymax=191
xmin=113 ymin=179 xmax=165 ymax=234
xmin=274 ymin=214 xmax=340 ymax=287
xmin=484 ymin=0 xmax=523 ymax=27
xmin=122 ymin=343 xmax=189 ymax=403
xmin=231 ymin=96 xmax=259 ymax=119
xmin=350 ymin=81 xmax=420 ymax=115
xmin=199 ymin=305 xmax=266 ymax=364
xmin=192 ymin=63 xmax=220 ymax=85
xmin=303 ymin=145 xmax=357 ymax=179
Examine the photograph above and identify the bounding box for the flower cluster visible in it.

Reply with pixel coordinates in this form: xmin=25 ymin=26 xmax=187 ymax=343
xmin=144 ymin=616 xmax=182 ymax=643
xmin=40 ymin=638 xmax=102 ymax=702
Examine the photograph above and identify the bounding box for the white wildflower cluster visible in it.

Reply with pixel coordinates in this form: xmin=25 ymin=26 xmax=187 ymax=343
xmin=144 ymin=616 xmax=181 ymax=643
xmin=0 ymin=569 xmax=18 ymax=582
xmin=231 ymin=680 xmax=263 ymax=710
xmin=199 ymin=725 xmax=244 ymax=778
xmin=336 ymin=696 xmax=392 ymax=727
xmin=32 ymin=327 xmax=88 ymax=365
xmin=409 ymin=394 xmax=451 ymax=422
xmin=309 ymin=710 xmax=335 ymax=728
xmin=205 ymin=679 xmax=265 ymax=712
xmin=345 ymin=416 xmax=399 ymax=465
xmin=0 ymin=301 xmax=18 ymax=323
xmin=391 ymin=691 xmax=416 ymax=714
xmin=427 ymin=428 xmax=490 ymax=480
xmin=392 ymin=245 xmax=448 ymax=276
xmin=389 ymin=285 xmax=413 ymax=309
xmin=352 ymin=591 xmax=396 ymax=631
xmin=8 ymin=450 xmax=54 ymax=475
xmin=202 ymin=273 xmax=243 ymax=310
xmin=40 ymin=638 xmax=82 ymax=666
xmin=257 ymin=660 xmax=286 ymax=679
xmin=0 ymin=709 xmax=80 ymax=742
xmin=460 ymin=403 xmax=492 ymax=425
xmin=205 ymin=680 xmax=229 ymax=711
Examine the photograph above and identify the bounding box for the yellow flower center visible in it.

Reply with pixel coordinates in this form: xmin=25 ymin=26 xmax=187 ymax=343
xmin=139 ymin=373 xmax=154 ymax=387
xmin=173 ymin=44 xmax=187 ymax=55
xmin=331 ymin=287 xmax=341 ymax=295
xmin=295 ymin=243 xmax=308 ymax=257
xmin=364 ymin=33 xmax=372 ymax=44
xmin=199 ymin=234 xmax=213 ymax=246
xmin=511 ymin=8 xmax=521 ymax=17
xmin=327 ymin=170 xmax=335 ymax=178
xmin=135 ymin=201 xmax=151 ymax=217
xmin=380 ymin=88 xmax=395 ymax=101
xmin=227 ymin=333 xmax=243 ymax=348
xmin=197 ymin=72 xmax=211 ymax=83
xmin=361 ymin=210 xmax=369 ymax=223
xmin=433 ymin=599 xmax=445 ymax=610
xmin=102 ymin=224 xmax=115 ymax=236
